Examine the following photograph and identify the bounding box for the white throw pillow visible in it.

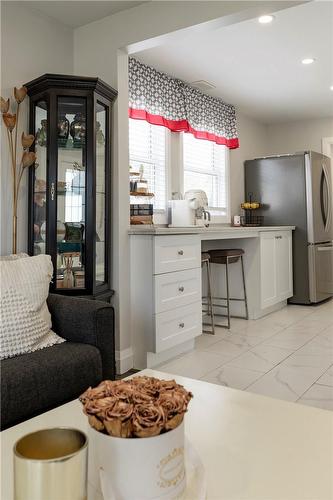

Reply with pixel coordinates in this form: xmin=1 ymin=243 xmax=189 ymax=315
xmin=0 ymin=254 xmax=65 ymax=360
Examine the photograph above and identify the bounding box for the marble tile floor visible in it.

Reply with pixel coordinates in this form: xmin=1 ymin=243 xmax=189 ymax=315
xmin=156 ymin=300 xmax=333 ymax=411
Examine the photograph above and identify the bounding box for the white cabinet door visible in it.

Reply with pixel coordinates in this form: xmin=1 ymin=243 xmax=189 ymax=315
xmin=275 ymin=231 xmax=293 ymax=301
xmin=260 ymin=232 xmax=278 ymax=308
xmin=260 ymin=231 xmax=293 ymax=309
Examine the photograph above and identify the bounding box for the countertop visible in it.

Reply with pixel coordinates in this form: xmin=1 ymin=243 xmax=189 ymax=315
xmin=128 ymin=225 xmax=295 ymax=235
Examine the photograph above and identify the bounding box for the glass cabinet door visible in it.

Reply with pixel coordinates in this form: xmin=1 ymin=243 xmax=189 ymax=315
xmin=55 ymin=97 xmax=86 ymax=290
xmin=33 ymin=101 xmax=48 ymax=255
xmin=95 ymin=102 xmax=107 ymax=286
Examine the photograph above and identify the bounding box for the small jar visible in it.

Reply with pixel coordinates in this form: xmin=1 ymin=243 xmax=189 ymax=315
xmin=136 ymin=180 xmax=148 ymax=194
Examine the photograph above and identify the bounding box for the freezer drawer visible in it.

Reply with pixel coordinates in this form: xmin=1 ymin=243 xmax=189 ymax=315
xmin=308 ymin=243 xmax=333 ymax=302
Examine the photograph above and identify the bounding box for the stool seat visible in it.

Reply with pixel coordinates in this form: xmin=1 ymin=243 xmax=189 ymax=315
xmin=208 ymin=248 xmax=244 ymax=264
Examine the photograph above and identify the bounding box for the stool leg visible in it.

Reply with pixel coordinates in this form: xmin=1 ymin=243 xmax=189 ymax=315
xmin=225 ymin=257 xmax=231 ymax=329
xmin=240 ymin=255 xmax=249 ymax=320
xmin=206 ymin=259 xmax=215 ymax=335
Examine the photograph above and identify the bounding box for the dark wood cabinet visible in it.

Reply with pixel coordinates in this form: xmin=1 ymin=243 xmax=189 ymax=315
xmin=26 ymin=74 xmax=117 ymax=298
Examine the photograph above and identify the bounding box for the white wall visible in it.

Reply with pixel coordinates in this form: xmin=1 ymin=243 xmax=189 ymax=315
xmin=0 ymin=2 xmax=73 ymax=255
xmin=266 ymin=117 xmax=333 ymax=155
xmin=230 ymin=112 xmax=268 ymax=216
xmin=74 ymin=0 xmax=293 ymax=372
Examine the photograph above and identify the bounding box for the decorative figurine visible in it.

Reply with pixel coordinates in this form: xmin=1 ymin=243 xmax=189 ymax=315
xmin=96 ymin=121 xmax=105 ymax=145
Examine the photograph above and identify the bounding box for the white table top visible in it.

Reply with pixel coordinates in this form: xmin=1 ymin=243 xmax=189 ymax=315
xmin=1 ymin=369 xmax=333 ymax=500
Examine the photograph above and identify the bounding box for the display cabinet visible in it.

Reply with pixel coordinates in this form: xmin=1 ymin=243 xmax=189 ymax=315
xmin=26 ymin=74 xmax=117 ymax=298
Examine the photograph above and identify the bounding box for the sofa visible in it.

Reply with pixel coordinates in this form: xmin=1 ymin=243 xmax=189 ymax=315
xmin=1 ymin=294 xmax=115 ymax=430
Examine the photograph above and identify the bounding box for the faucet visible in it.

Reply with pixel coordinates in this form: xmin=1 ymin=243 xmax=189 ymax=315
xmin=203 ymin=210 xmax=211 ymax=227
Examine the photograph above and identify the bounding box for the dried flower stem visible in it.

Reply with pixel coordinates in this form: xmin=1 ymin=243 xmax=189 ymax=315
xmin=9 ymin=130 xmax=18 ymax=254
xmin=16 ymin=162 xmax=25 ymax=202
xmin=2 ymin=87 xmax=33 ymax=254
xmin=14 ymin=103 xmax=20 ymax=173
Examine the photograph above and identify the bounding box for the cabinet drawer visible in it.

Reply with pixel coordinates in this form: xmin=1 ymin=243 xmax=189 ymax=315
xmin=154 ymin=302 xmax=202 ymax=353
xmin=154 ymin=268 xmax=201 ymax=313
xmin=154 ymin=235 xmax=201 ymax=274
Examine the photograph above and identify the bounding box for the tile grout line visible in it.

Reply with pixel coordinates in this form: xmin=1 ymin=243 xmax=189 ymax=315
xmin=295 ymin=363 xmax=333 ymax=402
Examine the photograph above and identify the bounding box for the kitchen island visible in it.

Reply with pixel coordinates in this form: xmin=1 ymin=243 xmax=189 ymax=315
xmin=129 ymin=225 xmax=295 ymax=368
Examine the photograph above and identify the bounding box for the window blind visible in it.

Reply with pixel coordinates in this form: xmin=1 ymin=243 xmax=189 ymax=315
xmin=129 ymin=119 xmax=167 ymax=211
xmin=183 ymin=133 xmax=227 ymax=211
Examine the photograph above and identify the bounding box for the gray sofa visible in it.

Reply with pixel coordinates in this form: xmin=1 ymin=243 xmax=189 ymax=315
xmin=1 ymin=294 xmax=115 ymax=430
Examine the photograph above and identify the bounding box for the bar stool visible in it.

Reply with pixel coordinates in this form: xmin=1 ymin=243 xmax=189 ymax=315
xmin=201 ymin=252 xmax=215 ymax=335
xmin=208 ymin=249 xmax=249 ymax=329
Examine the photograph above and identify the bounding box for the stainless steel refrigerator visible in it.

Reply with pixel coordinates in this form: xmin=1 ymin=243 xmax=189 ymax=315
xmin=245 ymin=151 xmax=333 ymax=304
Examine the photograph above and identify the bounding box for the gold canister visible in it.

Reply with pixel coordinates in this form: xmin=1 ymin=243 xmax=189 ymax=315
xmin=13 ymin=428 xmax=88 ymax=500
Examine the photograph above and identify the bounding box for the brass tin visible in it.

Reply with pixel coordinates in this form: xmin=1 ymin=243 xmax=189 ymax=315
xmin=14 ymin=428 xmax=88 ymax=500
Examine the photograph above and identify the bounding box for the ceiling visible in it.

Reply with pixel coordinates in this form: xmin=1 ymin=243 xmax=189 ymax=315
xmin=14 ymin=1 xmax=147 ymax=28
xmin=135 ymin=1 xmax=333 ymax=124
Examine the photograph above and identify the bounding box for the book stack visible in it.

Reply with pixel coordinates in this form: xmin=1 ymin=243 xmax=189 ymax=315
xmin=130 ymin=203 xmax=153 ymax=225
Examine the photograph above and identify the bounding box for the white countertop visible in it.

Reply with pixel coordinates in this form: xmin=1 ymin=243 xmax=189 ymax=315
xmin=2 ymin=370 xmax=332 ymax=500
xmin=129 ymin=225 xmax=295 ymax=236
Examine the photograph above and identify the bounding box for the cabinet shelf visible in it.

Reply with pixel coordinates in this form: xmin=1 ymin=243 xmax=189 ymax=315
xmin=130 ymin=192 xmax=154 ymax=197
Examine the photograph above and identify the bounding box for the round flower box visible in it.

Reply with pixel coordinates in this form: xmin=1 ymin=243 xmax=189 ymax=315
xmin=91 ymin=420 xmax=185 ymax=499
xmin=80 ymin=376 xmax=192 ymax=500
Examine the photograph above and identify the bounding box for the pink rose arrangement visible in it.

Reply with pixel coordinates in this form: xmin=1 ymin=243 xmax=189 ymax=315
xmin=80 ymin=376 xmax=193 ymax=438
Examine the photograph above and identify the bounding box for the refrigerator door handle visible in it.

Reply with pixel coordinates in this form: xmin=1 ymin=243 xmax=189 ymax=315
xmin=321 ymin=163 xmax=331 ymax=232
xmin=317 ymin=245 xmax=333 ymax=252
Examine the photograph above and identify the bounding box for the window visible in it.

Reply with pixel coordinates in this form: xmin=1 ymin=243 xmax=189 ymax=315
xmin=64 ymin=169 xmax=85 ymax=222
xmin=183 ymin=133 xmax=229 ymax=216
xmin=129 ymin=119 xmax=167 ymax=211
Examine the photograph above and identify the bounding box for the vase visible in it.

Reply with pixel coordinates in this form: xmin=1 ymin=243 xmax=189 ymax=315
xmin=89 ymin=421 xmax=186 ymax=500
xmin=57 ymin=114 xmax=69 ymax=147
xmin=70 ymin=113 xmax=86 ymax=148
xmin=12 ymin=215 xmax=17 ymax=255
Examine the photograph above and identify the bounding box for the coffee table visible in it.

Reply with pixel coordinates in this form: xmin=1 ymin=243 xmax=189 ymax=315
xmin=1 ymin=369 xmax=333 ymax=500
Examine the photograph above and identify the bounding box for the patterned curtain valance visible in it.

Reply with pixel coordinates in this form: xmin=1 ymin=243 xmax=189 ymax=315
xmin=129 ymin=57 xmax=239 ymax=149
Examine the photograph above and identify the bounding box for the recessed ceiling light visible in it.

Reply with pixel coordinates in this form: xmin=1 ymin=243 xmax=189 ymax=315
xmin=330 ymin=85 xmax=333 ymax=91
xmin=302 ymin=58 xmax=315 ymax=65
xmin=258 ymin=15 xmax=274 ymax=24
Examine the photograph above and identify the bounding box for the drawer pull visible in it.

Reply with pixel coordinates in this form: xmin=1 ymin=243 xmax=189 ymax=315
xmin=178 ymin=250 xmax=184 ymax=255
xmin=179 ymin=322 xmax=185 ymax=328
xmin=275 ymin=235 xmax=282 ymax=239
xmin=178 ymin=286 xmax=185 ymax=292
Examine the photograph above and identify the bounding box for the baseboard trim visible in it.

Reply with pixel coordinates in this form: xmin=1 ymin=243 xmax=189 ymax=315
xmin=146 ymin=339 xmax=195 ymax=369
xmin=115 ymin=347 xmax=134 ymax=375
